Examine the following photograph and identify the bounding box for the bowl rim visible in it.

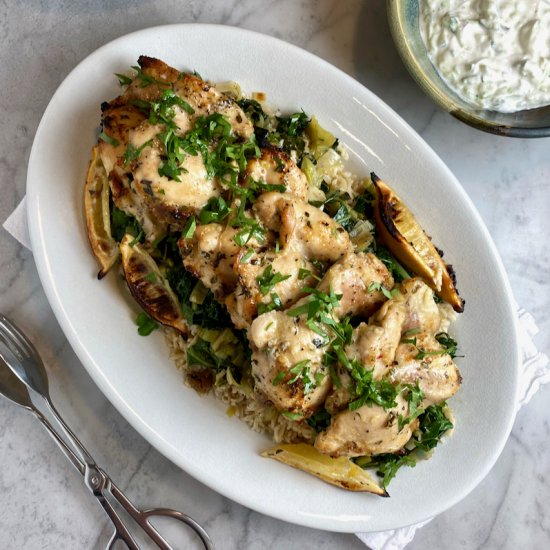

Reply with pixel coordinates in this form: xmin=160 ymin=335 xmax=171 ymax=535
xmin=386 ymin=0 xmax=550 ymax=138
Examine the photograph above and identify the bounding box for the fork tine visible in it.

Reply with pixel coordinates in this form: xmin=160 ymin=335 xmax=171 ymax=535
xmin=0 ymin=327 xmax=27 ymax=363
xmin=0 ymin=314 xmax=49 ymax=396
xmin=0 ymin=315 xmax=37 ymax=361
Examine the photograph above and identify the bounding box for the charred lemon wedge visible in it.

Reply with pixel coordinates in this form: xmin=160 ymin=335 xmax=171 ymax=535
xmin=261 ymin=443 xmax=387 ymax=495
xmin=84 ymin=146 xmax=119 ymax=279
xmin=119 ymin=234 xmax=189 ymax=335
xmin=372 ymin=174 xmax=464 ymax=313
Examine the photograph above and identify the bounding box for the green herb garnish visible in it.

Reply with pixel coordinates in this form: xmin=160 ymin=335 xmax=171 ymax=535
xmin=123 ymin=140 xmax=153 ymax=165
xmin=181 ymin=217 xmax=196 ymax=240
xmin=435 ymin=332 xmax=459 ymax=358
xmin=135 ymin=311 xmax=158 ymax=336
xmin=272 ymin=371 xmax=286 ymax=386
xmin=115 ymin=72 xmax=133 ymax=87
xmin=256 ymin=265 xmax=291 ymax=295
xmin=367 ymin=281 xmax=398 ymax=300
xmin=398 ymin=383 xmax=425 ymax=430
xmin=199 ymin=196 xmax=232 ymax=224
xmin=99 ymin=131 xmax=119 ymax=147
xmin=257 ymin=293 xmax=283 ymax=315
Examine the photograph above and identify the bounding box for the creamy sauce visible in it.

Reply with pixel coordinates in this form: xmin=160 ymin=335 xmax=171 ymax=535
xmin=420 ymin=0 xmax=550 ymax=112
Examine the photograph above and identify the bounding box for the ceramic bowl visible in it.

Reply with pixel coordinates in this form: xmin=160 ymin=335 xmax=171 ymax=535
xmin=387 ymin=0 xmax=550 ymax=137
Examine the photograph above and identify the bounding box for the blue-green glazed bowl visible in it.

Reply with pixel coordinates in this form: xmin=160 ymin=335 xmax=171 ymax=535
xmin=387 ymin=0 xmax=550 ymax=137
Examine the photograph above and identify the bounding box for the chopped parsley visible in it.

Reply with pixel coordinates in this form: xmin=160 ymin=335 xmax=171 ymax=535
xmin=370 ymin=244 xmax=410 ymax=283
xmin=272 ymin=371 xmax=286 ymax=385
xmin=413 ymin=403 xmax=454 ymax=452
xmin=135 ymin=311 xmax=158 ymax=336
xmin=256 ymin=265 xmax=291 ymax=295
xmin=240 ymin=249 xmax=255 ymax=263
xmin=130 ymin=65 xmax=172 ymax=89
xmin=257 ymin=292 xmax=283 ymax=315
xmin=199 ymin=196 xmax=232 ymax=224
xmin=271 ymin=111 xmax=310 ymax=161
xmin=123 ymin=139 xmax=153 ymax=165
xmin=331 ymin=346 xmax=400 ymax=411
xmin=115 ymin=72 xmax=133 ymax=87
xmin=372 ymin=453 xmax=418 ymax=489
xmin=232 ymin=219 xmax=266 ymax=247
xmin=435 ymin=332 xmax=459 ymax=358
xmin=287 ymin=359 xmax=317 ymax=395
xmin=181 ymin=217 xmax=196 ymax=240
xmin=310 ymin=186 xmax=359 ymax=233
xmin=367 ymin=281 xmax=399 ymax=300
xmin=398 ymin=383 xmax=425 ymax=430
xmin=401 ymin=334 xmax=459 ymax=361
xmin=99 ymin=131 xmax=119 ymax=147
xmin=297 ymin=268 xmax=321 ymax=282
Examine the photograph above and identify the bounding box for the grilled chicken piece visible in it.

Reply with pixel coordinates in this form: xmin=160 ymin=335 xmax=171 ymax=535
xmin=249 ymin=311 xmax=331 ymax=417
xmin=316 ymin=252 xmax=393 ymax=319
xmin=98 ymin=56 xmax=181 ymax=175
xmin=244 ymin=147 xmax=309 ymax=202
xmin=181 ymin=223 xmax=243 ymax=298
xmin=98 ymin=104 xmax=147 ymax=174
xmin=172 ymin=74 xmax=253 ymax=139
xmin=227 ymin=247 xmax=318 ymax=329
xmin=113 ymin=55 xmax=180 ymax=107
xmin=315 ymin=395 xmax=415 ymax=457
xmin=128 ymin=123 xmax=223 ymax=228
xmin=109 ymin=169 xmax=168 ymax=244
xmin=112 ymin=56 xmax=253 ymax=139
xmin=389 ymin=333 xmax=462 ymax=405
xmin=98 ymin=103 xmax=167 ymax=243
xmin=99 ymin=56 xmax=254 ymax=231
xmin=349 ymin=301 xmax=406 ymax=377
xmin=224 ymin=192 xmax=352 ymax=329
xmin=383 ymin=278 xmax=460 ymax=404
xmin=254 ymin=192 xmax=353 ymax=262
xmin=398 ymin=278 xmax=441 ymax=334
xmin=324 ymin=300 xmax=406 ymax=415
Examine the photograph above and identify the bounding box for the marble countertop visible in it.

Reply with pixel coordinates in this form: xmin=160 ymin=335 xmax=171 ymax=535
xmin=1 ymin=1 xmax=549 ymax=548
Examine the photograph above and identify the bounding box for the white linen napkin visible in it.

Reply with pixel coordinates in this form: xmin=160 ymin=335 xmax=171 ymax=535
xmin=4 ymin=197 xmax=549 ymax=549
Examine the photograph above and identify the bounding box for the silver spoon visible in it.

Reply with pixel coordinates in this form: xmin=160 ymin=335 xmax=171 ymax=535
xmin=0 ymin=313 xmax=213 ymax=550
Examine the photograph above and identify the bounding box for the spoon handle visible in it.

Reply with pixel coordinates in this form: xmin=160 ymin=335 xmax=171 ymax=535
xmin=42 ymin=396 xmax=98 ymax=468
xmin=32 ymin=408 xmax=85 ymax=476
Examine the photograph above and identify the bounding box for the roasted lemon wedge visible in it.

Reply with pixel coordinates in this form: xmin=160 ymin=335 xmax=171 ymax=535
xmin=372 ymin=174 xmax=464 ymax=312
xmin=84 ymin=146 xmax=119 ymax=279
xmin=119 ymin=234 xmax=189 ymax=335
xmin=261 ymin=443 xmax=387 ymax=495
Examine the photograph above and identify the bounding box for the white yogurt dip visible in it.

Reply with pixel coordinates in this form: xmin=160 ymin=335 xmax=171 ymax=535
xmin=420 ymin=0 xmax=550 ymax=112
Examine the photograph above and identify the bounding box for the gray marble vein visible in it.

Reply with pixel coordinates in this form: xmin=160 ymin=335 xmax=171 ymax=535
xmin=1 ymin=1 xmax=549 ymax=549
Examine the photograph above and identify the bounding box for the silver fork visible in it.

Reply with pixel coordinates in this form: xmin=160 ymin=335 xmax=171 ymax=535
xmin=0 ymin=313 xmax=213 ymax=550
